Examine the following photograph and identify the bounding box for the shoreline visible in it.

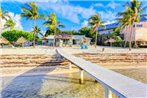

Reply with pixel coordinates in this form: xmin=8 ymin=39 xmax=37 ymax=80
xmin=1 ymin=46 xmax=147 ymax=84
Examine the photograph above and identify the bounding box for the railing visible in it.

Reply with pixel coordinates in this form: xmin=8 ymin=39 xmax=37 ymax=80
xmin=56 ymin=49 xmax=147 ymax=98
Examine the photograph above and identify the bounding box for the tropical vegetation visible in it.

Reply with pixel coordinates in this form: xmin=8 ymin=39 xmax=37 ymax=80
xmin=3 ymin=19 xmax=15 ymax=30
xmin=21 ymin=2 xmax=42 ymax=47
xmin=0 ymin=7 xmax=10 ymax=34
xmin=89 ymin=13 xmax=105 ymax=48
xmin=2 ymin=30 xmax=33 ymax=44
xmin=117 ymin=0 xmax=147 ymax=50
xmin=43 ymin=13 xmax=64 ymax=35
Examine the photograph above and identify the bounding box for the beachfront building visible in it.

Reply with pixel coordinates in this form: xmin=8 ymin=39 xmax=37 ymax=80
xmin=42 ymin=34 xmax=91 ymax=47
xmin=98 ymin=17 xmax=147 ymax=44
xmin=72 ymin=35 xmax=91 ymax=45
xmin=120 ymin=17 xmax=147 ymax=42
xmin=98 ymin=22 xmax=121 ymax=35
xmin=42 ymin=35 xmax=54 ymax=46
xmin=55 ymin=34 xmax=72 ymax=47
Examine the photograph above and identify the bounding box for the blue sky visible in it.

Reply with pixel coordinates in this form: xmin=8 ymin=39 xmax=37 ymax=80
xmin=0 ymin=0 xmax=146 ymax=33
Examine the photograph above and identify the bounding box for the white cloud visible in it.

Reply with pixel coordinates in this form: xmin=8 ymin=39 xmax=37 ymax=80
xmin=38 ymin=1 xmax=96 ymax=24
xmin=99 ymin=10 xmax=117 ymax=21
xmin=82 ymin=20 xmax=88 ymax=27
xmin=0 ymin=0 xmax=67 ymax=3
xmin=92 ymin=1 xmax=120 ymax=9
xmin=0 ymin=0 xmax=48 ymax=3
xmin=104 ymin=20 xmax=117 ymax=25
xmin=93 ymin=3 xmax=104 ymax=7
xmin=106 ymin=1 xmax=120 ymax=9
xmin=2 ymin=12 xmax=23 ymax=30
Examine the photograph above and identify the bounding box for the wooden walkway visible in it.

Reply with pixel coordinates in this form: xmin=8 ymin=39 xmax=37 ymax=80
xmin=56 ymin=49 xmax=147 ymax=98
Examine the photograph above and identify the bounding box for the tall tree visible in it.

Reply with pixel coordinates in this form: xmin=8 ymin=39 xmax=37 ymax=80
xmin=89 ymin=13 xmax=105 ymax=48
xmin=79 ymin=27 xmax=96 ymax=40
xmin=0 ymin=7 xmax=10 ymax=34
xmin=117 ymin=0 xmax=147 ymax=50
xmin=4 ymin=19 xmax=15 ymax=30
xmin=43 ymin=13 xmax=64 ymax=35
xmin=117 ymin=13 xmax=132 ymax=48
xmin=43 ymin=13 xmax=64 ymax=46
xmin=21 ymin=2 xmax=39 ymax=48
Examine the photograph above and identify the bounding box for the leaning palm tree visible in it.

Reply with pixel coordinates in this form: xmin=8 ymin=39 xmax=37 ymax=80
xmin=0 ymin=7 xmax=10 ymax=34
xmin=117 ymin=0 xmax=147 ymax=51
xmin=21 ymin=2 xmax=39 ymax=48
xmin=43 ymin=13 xmax=64 ymax=46
xmin=117 ymin=13 xmax=132 ymax=48
xmin=3 ymin=19 xmax=15 ymax=30
xmin=89 ymin=13 xmax=105 ymax=48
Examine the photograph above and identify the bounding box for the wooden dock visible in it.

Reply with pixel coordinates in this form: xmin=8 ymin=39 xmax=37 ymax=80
xmin=56 ymin=49 xmax=147 ymax=98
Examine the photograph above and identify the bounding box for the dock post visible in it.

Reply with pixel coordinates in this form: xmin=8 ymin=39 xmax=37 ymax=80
xmin=104 ymin=87 xmax=113 ymax=98
xmin=79 ymin=69 xmax=84 ymax=84
xmin=68 ymin=62 xmax=72 ymax=70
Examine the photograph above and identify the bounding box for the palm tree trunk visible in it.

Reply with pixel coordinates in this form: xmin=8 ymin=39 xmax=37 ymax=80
xmin=129 ymin=23 xmax=134 ymax=51
xmin=0 ymin=17 xmax=2 ymax=34
xmin=53 ymin=28 xmax=56 ymax=48
xmin=33 ymin=19 xmax=36 ymax=48
xmin=134 ymin=24 xmax=138 ymax=48
xmin=124 ymin=26 xmax=128 ymax=48
xmin=95 ymin=31 xmax=98 ymax=48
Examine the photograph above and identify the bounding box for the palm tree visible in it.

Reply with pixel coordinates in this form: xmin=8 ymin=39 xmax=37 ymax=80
xmin=43 ymin=13 xmax=64 ymax=46
xmin=89 ymin=13 xmax=105 ymax=48
xmin=21 ymin=2 xmax=39 ymax=48
xmin=3 ymin=19 xmax=15 ymax=30
xmin=0 ymin=7 xmax=10 ymax=34
xmin=33 ymin=26 xmax=44 ymax=37
xmin=117 ymin=0 xmax=147 ymax=51
xmin=43 ymin=13 xmax=64 ymax=34
xmin=117 ymin=13 xmax=131 ymax=48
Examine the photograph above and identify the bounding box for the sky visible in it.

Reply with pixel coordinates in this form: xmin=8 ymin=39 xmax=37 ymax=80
xmin=0 ymin=0 xmax=147 ymax=33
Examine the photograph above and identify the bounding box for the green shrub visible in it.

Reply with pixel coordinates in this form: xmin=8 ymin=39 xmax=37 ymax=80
xmin=113 ymin=40 xmax=130 ymax=47
xmin=2 ymin=30 xmax=34 ymax=44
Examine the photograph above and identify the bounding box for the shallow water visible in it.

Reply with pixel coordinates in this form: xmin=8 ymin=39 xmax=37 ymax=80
xmin=1 ymin=72 xmax=107 ymax=98
xmin=1 ymin=67 xmax=146 ymax=98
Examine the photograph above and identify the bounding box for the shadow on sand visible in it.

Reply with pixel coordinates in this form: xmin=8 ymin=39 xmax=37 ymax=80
xmin=1 ymin=52 xmax=99 ymax=98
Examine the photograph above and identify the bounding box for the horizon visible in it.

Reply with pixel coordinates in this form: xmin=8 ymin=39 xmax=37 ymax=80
xmin=1 ymin=0 xmax=147 ymax=33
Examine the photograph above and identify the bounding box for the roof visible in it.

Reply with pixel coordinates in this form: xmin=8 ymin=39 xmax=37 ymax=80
xmin=16 ymin=37 xmax=28 ymax=43
xmin=98 ymin=17 xmax=147 ymax=31
xmin=72 ymin=35 xmax=85 ymax=40
xmin=55 ymin=34 xmax=72 ymax=39
xmin=98 ymin=22 xmax=121 ymax=31
xmin=140 ymin=17 xmax=147 ymax=22
xmin=104 ymin=38 xmax=116 ymax=43
xmin=0 ymin=37 xmax=9 ymax=44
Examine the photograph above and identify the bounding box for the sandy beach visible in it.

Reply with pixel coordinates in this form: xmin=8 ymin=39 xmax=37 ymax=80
xmin=1 ymin=46 xmax=147 ymax=81
xmin=0 ymin=46 xmax=147 ymax=98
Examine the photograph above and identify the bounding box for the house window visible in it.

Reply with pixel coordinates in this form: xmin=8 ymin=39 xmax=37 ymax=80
xmin=133 ymin=24 xmax=135 ymax=27
xmin=137 ymin=24 xmax=143 ymax=27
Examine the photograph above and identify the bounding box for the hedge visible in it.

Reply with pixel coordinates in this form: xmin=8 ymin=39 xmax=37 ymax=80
xmin=2 ymin=30 xmax=34 ymax=44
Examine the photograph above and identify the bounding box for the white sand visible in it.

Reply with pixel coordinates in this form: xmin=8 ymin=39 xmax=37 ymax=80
xmin=1 ymin=45 xmax=147 ymax=55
